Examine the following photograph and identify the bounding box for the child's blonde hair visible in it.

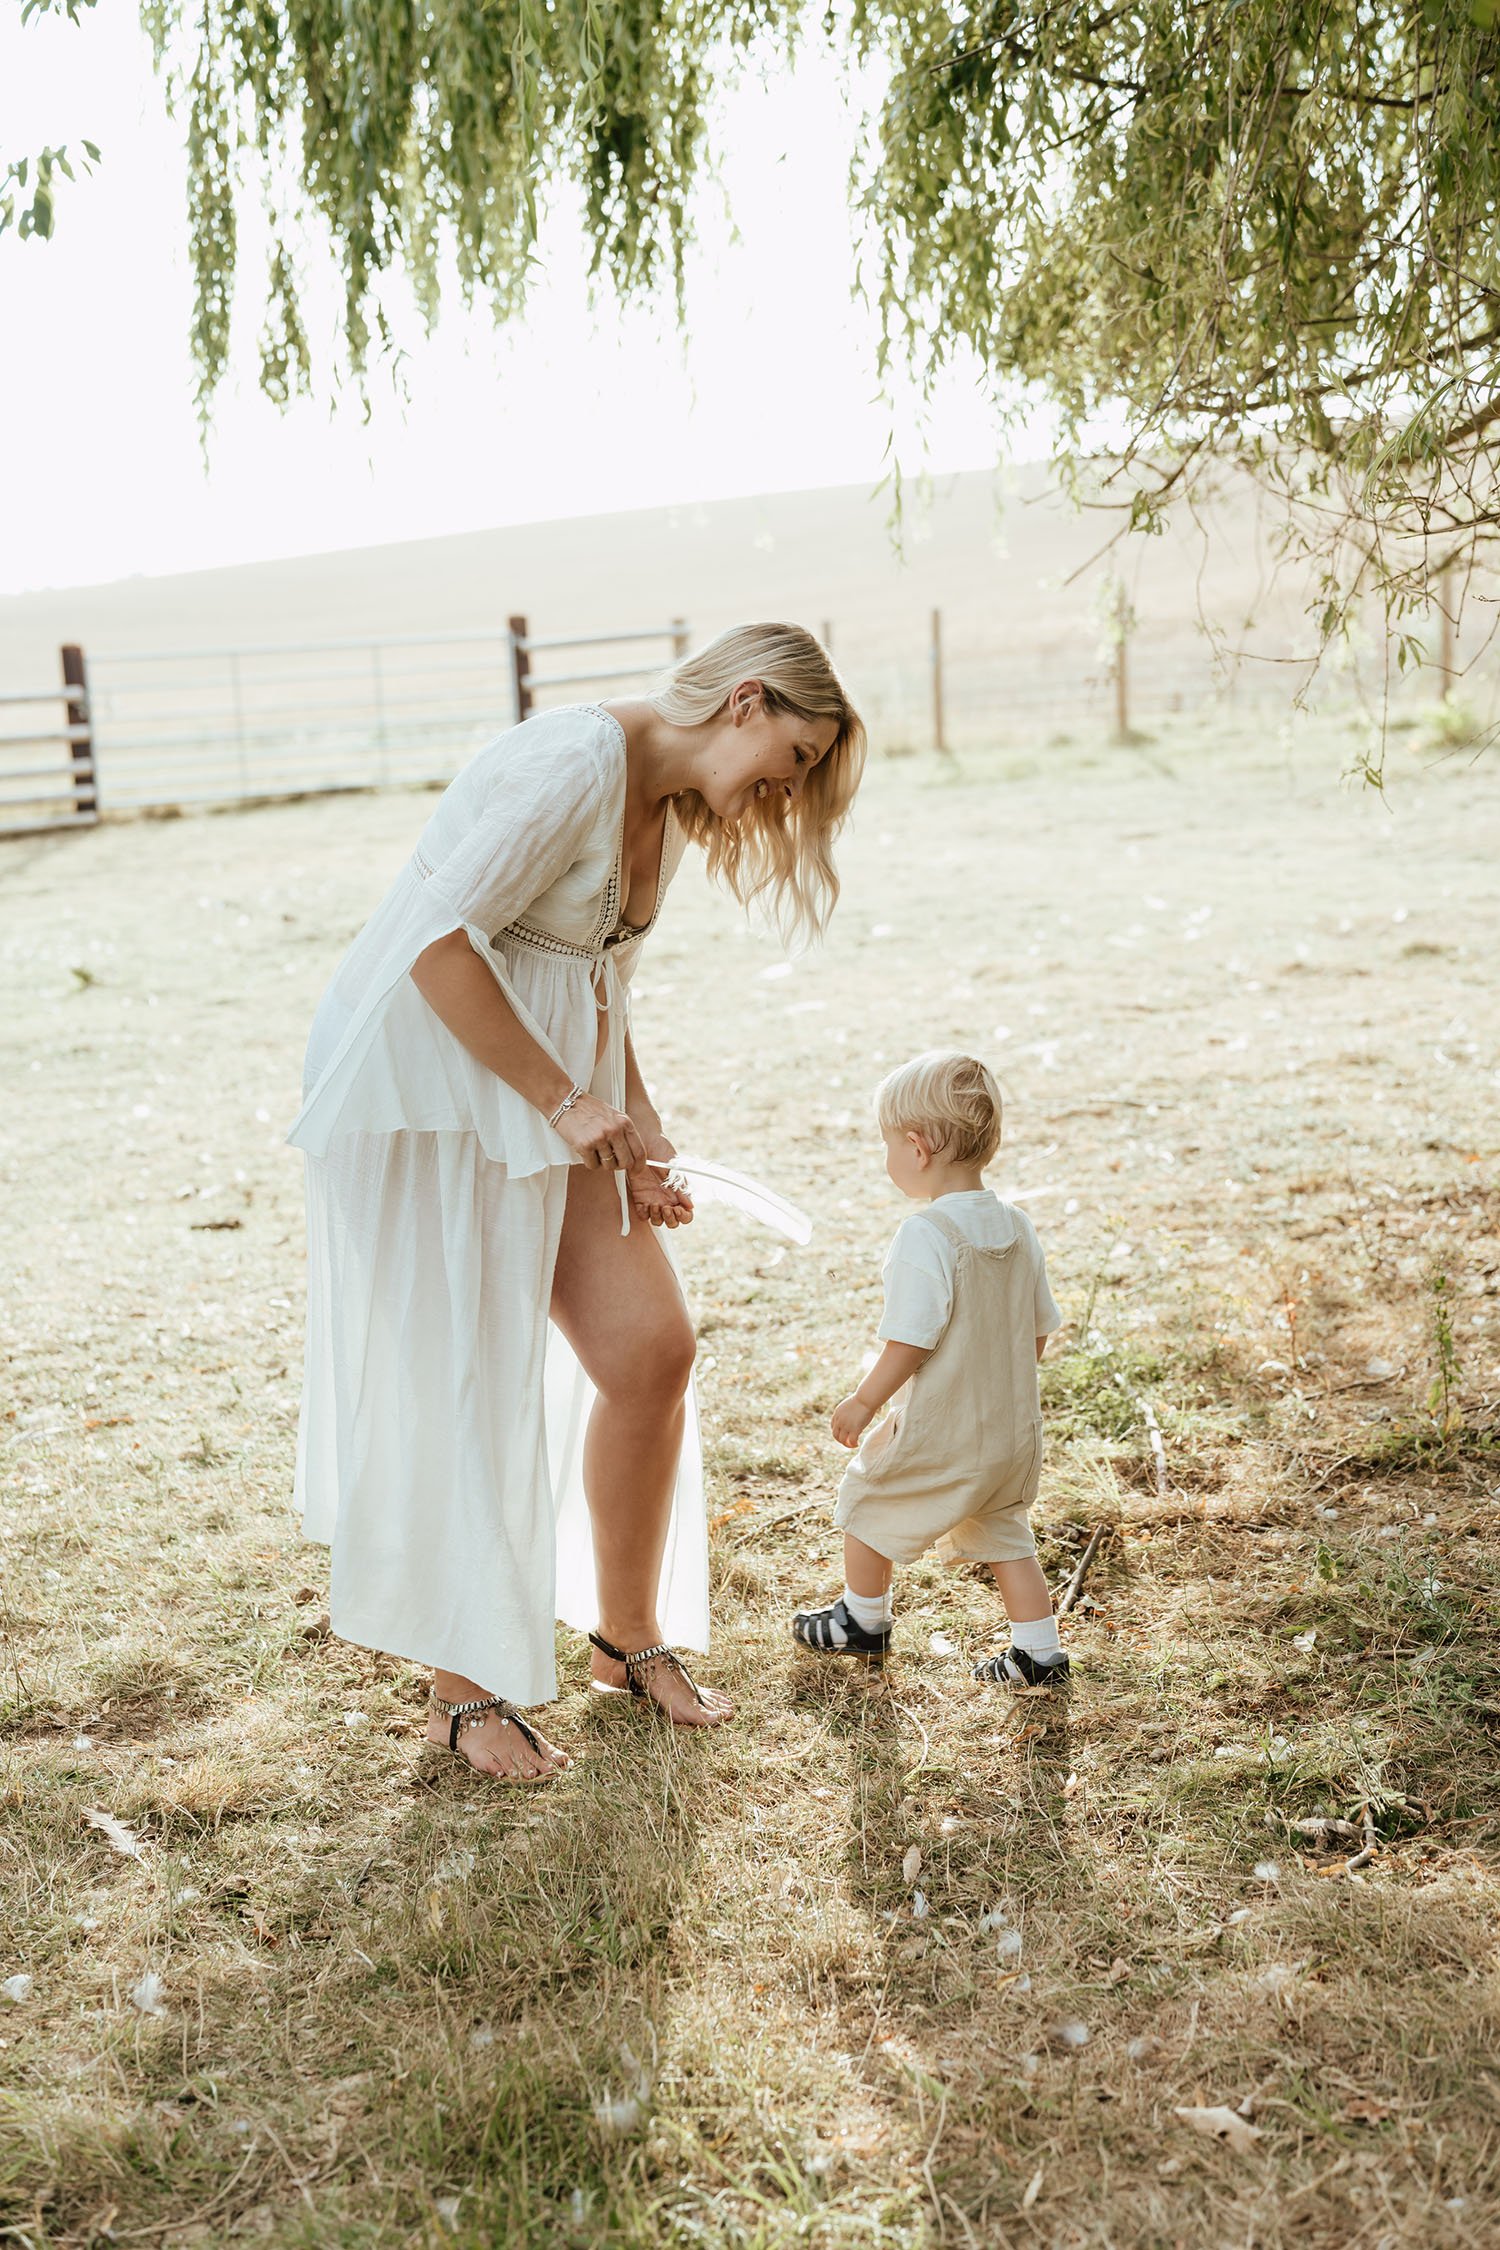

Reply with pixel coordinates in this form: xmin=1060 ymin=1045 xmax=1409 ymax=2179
xmin=875 ymin=1050 xmax=1003 ymax=1168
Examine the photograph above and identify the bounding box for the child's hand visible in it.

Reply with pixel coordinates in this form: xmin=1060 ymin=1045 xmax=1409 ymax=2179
xmin=831 ymin=1394 xmax=875 ymax=1449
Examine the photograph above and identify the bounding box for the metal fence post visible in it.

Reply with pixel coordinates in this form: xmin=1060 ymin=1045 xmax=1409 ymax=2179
xmin=508 ymin=615 xmax=532 ymax=722
xmin=930 ymin=608 xmax=947 ymax=755
xmin=60 ymin=644 xmax=96 ymax=817
xmin=1437 ymin=569 xmax=1455 ymax=699
xmin=671 ymin=617 xmax=689 ymax=662
xmin=371 ymin=643 xmax=390 ymax=783
xmin=229 ymin=649 xmax=248 ymax=795
xmin=1110 ymin=582 xmax=1133 ymax=744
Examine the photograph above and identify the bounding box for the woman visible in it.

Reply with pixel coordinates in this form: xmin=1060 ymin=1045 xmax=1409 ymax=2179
xmin=289 ymin=623 xmax=866 ymax=1781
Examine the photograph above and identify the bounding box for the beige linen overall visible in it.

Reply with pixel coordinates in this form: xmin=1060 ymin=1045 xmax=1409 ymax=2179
xmin=834 ymin=1209 xmax=1043 ymax=1565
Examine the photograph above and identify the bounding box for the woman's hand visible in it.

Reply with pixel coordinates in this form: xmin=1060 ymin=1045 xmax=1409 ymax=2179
xmin=831 ymin=1394 xmax=875 ymax=1449
xmin=627 ymin=1132 xmax=695 ymax=1229
xmin=552 ymin=1094 xmax=648 ymax=1174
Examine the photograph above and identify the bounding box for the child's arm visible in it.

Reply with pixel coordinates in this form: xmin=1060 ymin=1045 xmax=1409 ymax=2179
xmin=1037 ymin=1335 xmax=1047 ymax=1363
xmin=832 ymin=1341 xmax=932 ymax=1449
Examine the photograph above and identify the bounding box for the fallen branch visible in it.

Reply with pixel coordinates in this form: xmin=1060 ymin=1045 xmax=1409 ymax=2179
xmin=1288 ymin=1816 xmax=1363 ymax=1845
xmin=1056 ymin=1523 xmax=1112 ymax=1617
xmin=1319 ymin=1802 xmax=1380 ymax=1878
xmin=1345 ymin=1803 xmax=1380 ymax=1874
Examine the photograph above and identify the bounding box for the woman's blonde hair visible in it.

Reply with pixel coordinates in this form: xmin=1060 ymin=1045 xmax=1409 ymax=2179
xmin=875 ymin=1051 xmax=1004 ymax=1169
xmin=652 ymin=622 xmax=866 ymax=947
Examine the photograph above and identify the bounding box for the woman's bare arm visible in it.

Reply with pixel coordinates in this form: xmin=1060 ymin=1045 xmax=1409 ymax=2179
xmin=619 ymin=1025 xmax=694 ymax=1227
xmin=410 ymin=929 xmax=644 ymax=1172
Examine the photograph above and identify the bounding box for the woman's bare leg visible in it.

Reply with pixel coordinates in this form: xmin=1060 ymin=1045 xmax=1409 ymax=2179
xmin=550 ymin=1163 xmax=732 ymax=1725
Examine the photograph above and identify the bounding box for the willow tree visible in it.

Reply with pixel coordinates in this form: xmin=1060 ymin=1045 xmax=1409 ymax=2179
xmin=11 ymin=1 xmax=1500 ymax=651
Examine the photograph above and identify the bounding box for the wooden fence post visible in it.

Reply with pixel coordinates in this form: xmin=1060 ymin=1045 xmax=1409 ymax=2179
xmin=508 ymin=615 xmax=532 ymax=722
xmin=820 ymin=619 xmax=833 ymax=653
xmin=60 ymin=643 xmax=96 ymax=817
xmin=671 ymin=617 xmax=689 ymax=662
xmin=930 ymin=607 xmax=947 ymax=755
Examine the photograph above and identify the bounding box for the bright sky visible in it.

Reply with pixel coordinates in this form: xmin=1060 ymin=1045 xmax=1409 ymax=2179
xmin=0 ymin=6 xmax=1015 ymax=596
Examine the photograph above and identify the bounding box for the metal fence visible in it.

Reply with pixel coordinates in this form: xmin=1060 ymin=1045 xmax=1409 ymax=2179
xmin=82 ymin=629 xmax=515 ymax=812
xmin=0 ymin=606 xmax=1460 ymax=839
xmin=509 ymin=616 xmax=687 ymax=719
xmin=59 ymin=618 xmax=689 ymax=819
xmin=0 ymin=651 xmax=97 ymax=836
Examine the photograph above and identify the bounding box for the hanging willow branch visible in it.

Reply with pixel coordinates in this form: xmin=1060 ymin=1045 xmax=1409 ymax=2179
xmin=17 ymin=2 xmax=1500 ymax=664
xmin=139 ymin=0 xmax=783 ymax=423
xmin=851 ymin=0 xmax=1500 ymax=660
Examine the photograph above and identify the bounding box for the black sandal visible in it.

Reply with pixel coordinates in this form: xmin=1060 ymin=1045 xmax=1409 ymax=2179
xmin=587 ymin=1630 xmax=715 ymax=1714
xmin=791 ymin=1597 xmax=890 ymax=1660
xmin=429 ymin=1691 xmax=558 ymax=1772
xmin=972 ymin=1647 xmax=1072 ymax=1689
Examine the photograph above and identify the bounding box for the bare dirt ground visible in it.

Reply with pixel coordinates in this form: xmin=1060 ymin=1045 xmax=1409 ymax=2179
xmin=2 ymin=715 xmax=1498 ymax=2247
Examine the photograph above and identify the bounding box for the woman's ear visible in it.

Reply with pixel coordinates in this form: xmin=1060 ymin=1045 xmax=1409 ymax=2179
xmin=730 ymin=678 xmax=763 ymax=724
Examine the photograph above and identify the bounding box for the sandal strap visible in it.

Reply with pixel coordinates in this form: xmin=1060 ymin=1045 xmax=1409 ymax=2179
xmin=589 ymin=1630 xmax=709 ymax=1708
xmin=503 ymin=1705 xmax=546 ymax=1757
xmin=429 ymin=1691 xmax=533 ymax=1757
xmin=624 ymin=1641 xmax=709 ymax=1708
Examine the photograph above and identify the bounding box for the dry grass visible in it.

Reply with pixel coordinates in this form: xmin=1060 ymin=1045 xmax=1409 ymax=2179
xmin=2 ymin=714 xmax=1499 ymax=2247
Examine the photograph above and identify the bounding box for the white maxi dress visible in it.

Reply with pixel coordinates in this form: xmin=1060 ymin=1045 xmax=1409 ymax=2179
xmin=287 ymin=704 xmax=708 ymax=1704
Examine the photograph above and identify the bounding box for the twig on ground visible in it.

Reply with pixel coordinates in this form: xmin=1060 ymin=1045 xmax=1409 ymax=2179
xmin=1321 ymin=1802 xmax=1381 ymax=1878
xmin=1345 ymin=1803 xmax=1380 ymax=1873
xmin=1305 ymin=1454 xmax=1364 ymax=1493
xmin=890 ymin=1699 xmax=933 ymax=1778
xmin=1057 ymin=1523 xmax=1112 ymax=1617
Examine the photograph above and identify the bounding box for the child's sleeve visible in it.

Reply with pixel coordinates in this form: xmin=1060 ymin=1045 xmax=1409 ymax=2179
xmin=876 ymin=1220 xmax=953 ymax=1349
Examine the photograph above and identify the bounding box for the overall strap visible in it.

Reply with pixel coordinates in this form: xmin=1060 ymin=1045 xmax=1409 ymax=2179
xmin=917 ymin=1208 xmax=1016 ymax=1257
xmin=917 ymin=1209 xmax=971 ymax=1251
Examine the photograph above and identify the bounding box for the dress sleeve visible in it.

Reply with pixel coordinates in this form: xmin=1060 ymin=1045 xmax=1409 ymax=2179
xmin=288 ymin=719 xmax=613 ymax=1161
xmin=423 ymin=721 xmax=610 ymax=935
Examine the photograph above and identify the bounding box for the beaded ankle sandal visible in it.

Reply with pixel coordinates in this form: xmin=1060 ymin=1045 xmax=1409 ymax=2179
xmin=429 ymin=1691 xmax=557 ymax=1775
xmin=587 ymin=1630 xmax=714 ymax=1716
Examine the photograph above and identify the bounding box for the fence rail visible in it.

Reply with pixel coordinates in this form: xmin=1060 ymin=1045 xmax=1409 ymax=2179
xmin=507 ymin=615 xmax=688 ymax=721
xmin=0 ymin=621 xmax=699 ymax=832
xmin=0 ymin=603 xmax=1467 ymax=840
xmin=0 ymin=649 xmax=97 ymax=835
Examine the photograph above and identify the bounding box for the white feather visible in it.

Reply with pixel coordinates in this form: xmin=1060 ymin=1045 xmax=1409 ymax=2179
xmin=646 ymin=1155 xmax=812 ymax=1243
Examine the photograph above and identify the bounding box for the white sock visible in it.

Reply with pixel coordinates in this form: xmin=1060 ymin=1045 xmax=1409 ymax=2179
xmin=1009 ymin=1613 xmax=1062 ymax=1660
xmin=843 ymin=1585 xmax=893 ymax=1633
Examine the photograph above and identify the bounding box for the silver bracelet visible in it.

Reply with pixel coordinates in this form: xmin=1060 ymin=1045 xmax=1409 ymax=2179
xmin=547 ymin=1083 xmax=585 ymax=1129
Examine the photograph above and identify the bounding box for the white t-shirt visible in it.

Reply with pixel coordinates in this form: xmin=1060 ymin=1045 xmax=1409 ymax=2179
xmin=877 ymin=1191 xmax=1062 ymax=1352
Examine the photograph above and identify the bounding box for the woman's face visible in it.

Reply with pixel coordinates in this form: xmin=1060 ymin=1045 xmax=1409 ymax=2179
xmin=700 ymin=680 xmax=841 ymax=822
